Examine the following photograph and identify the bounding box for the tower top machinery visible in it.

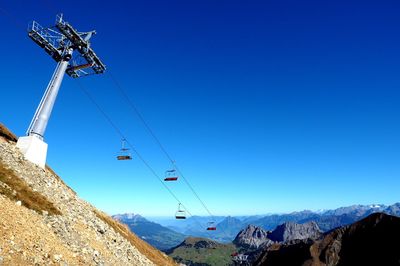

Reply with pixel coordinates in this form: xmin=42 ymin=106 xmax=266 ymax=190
xmin=17 ymin=14 xmax=106 ymax=168
xmin=28 ymin=14 xmax=105 ymax=79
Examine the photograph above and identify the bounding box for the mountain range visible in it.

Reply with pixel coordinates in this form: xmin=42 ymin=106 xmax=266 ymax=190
xmin=111 ymin=202 xmax=400 ymax=254
xmin=149 ymin=202 xmax=400 ymax=243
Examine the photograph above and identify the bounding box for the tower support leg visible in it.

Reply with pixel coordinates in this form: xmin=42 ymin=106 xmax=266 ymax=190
xmin=17 ymin=49 xmax=72 ymax=168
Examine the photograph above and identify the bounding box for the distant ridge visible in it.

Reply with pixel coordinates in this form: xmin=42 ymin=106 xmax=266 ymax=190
xmin=113 ymin=213 xmax=147 ymax=222
xmin=154 ymin=202 xmax=400 ymax=244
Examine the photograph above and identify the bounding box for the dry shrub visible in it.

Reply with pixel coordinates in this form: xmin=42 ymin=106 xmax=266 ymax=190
xmin=94 ymin=210 xmax=177 ymax=266
xmin=0 ymin=123 xmax=17 ymax=142
xmin=0 ymin=162 xmax=61 ymax=215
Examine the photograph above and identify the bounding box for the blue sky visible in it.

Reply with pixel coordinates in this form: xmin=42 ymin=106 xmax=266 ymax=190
xmin=1 ymin=0 xmax=399 ymax=217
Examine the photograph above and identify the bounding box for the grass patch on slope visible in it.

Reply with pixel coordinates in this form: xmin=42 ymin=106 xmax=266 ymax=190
xmin=168 ymin=237 xmax=237 ymax=266
xmin=94 ymin=210 xmax=177 ymax=266
xmin=0 ymin=161 xmax=61 ymax=215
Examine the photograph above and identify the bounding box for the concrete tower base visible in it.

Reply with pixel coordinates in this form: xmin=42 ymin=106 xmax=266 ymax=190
xmin=16 ymin=136 xmax=48 ymax=169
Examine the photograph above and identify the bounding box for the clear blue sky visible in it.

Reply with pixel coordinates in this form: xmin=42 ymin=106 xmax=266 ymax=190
xmin=1 ymin=0 xmax=399 ymax=217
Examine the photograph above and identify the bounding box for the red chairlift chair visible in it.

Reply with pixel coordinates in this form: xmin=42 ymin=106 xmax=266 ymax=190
xmin=206 ymin=221 xmax=217 ymax=231
xmin=164 ymin=169 xmax=178 ymax=181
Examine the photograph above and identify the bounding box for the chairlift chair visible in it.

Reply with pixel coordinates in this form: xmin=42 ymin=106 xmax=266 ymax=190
xmin=117 ymin=139 xmax=132 ymax=160
xmin=206 ymin=221 xmax=217 ymax=231
xmin=164 ymin=169 xmax=178 ymax=181
xmin=175 ymin=203 xmax=186 ymax=219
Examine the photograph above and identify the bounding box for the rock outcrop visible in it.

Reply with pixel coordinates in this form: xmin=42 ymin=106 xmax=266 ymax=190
xmin=232 ymin=222 xmax=322 ymax=265
xmin=233 ymin=225 xmax=273 ymax=249
xmin=267 ymin=221 xmax=322 ymax=243
xmin=0 ymin=123 xmax=176 ymax=265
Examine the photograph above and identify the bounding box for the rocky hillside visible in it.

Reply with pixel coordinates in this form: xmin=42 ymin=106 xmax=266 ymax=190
xmin=233 ymin=225 xmax=272 ymax=250
xmin=0 ymin=123 xmax=176 ymax=265
xmin=254 ymin=212 xmax=400 ymax=266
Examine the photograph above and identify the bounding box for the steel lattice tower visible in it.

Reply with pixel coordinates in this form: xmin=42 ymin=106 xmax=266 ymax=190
xmin=17 ymin=14 xmax=106 ymax=168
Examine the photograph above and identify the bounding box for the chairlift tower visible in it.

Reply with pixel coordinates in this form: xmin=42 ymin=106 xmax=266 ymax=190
xmin=16 ymin=14 xmax=106 ymax=168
